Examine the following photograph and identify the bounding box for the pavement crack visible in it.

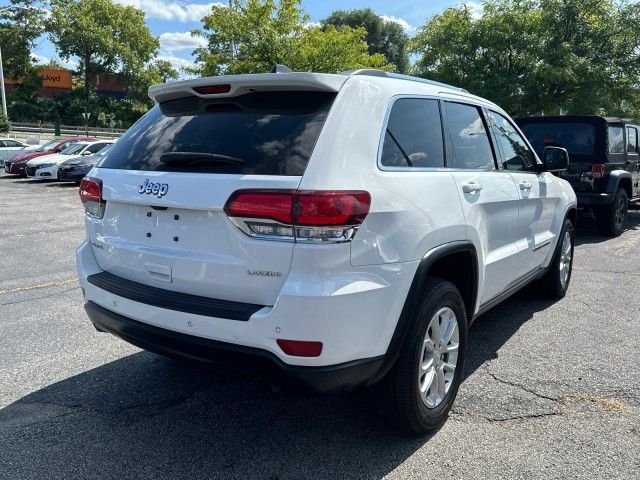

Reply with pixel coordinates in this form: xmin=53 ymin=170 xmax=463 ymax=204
xmin=483 ymin=368 xmax=560 ymax=403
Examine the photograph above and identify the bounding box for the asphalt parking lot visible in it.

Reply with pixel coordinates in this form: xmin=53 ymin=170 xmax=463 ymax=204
xmin=1 ymin=175 xmax=639 ymax=480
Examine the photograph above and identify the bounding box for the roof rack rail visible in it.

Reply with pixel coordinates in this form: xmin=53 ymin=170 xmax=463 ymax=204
xmin=340 ymin=69 xmax=469 ymax=93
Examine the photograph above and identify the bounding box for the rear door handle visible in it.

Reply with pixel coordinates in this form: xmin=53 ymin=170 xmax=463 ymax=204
xmin=462 ymin=182 xmax=483 ymax=193
xmin=519 ymin=182 xmax=532 ymax=191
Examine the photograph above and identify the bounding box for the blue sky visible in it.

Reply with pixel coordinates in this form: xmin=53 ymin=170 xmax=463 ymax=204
xmin=1 ymin=0 xmax=482 ymax=71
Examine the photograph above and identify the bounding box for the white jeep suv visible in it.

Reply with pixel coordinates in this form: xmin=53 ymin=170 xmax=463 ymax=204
xmin=76 ymin=70 xmax=577 ymax=433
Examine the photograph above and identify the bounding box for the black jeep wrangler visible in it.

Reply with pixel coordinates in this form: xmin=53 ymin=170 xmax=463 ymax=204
xmin=516 ymin=116 xmax=640 ymax=236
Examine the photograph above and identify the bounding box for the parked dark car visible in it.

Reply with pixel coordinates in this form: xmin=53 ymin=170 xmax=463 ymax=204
xmin=516 ymin=116 xmax=640 ymax=236
xmin=57 ymin=144 xmax=112 ymax=182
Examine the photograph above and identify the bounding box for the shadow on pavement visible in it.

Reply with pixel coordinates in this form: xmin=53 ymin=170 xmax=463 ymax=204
xmin=0 ymin=290 xmax=555 ymax=479
xmin=574 ymin=210 xmax=640 ymax=246
xmin=45 ymin=182 xmax=80 ymax=188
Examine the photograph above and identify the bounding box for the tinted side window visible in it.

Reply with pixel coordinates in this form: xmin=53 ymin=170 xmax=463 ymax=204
xmin=489 ymin=111 xmax=537 ymax=171
xmin=627 ymin=127 xmax=638 ymax=153
xmin=443 ymin=102 xmax=494 ymax=169
xmin=380 ymin=98 xmax=445 ymax=168
xmin=608 ymin=126 xmax=624 ymax=154
xmin=4 ymin=140 xmax=21 ymax=147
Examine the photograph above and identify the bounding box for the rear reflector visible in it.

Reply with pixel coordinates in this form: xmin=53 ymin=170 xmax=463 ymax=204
xmin=224 ymin=190 xmax=371 ymax=243
xmin=591 ymin=164 xmax=605 ymax=179
xmin=193 ymin=84 xmax=232 ymax=95
xmin=276 ymin=339 xmax=323 ymax=357
xmin=79 ymin=177 xmax=105 ymax=218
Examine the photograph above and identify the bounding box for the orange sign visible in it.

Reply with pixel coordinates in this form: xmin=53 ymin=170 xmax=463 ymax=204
xmin=39 ymin=68 xmax=72 ymax=89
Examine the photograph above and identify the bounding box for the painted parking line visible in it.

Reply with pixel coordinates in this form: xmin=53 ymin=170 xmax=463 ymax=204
xmin=0 ymin=277 xmax=77 ymax=295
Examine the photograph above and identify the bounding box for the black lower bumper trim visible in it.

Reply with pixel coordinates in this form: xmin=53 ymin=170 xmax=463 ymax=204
xmin=576 ymin=192 xmax=613 ymax=206
xmin=84 ymin=301 xmax=385 ymax=393
xmin=87 ymin=271 xmax=264 ymax=321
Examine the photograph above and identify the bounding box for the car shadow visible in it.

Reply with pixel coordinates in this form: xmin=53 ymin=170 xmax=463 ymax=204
xmin=0 ymin=291 xmax=552 ymax=479
xmin=45 ymin=182 xmax=80 ymax=188
xmin=574 ymin=210 xmax=640 ymax=246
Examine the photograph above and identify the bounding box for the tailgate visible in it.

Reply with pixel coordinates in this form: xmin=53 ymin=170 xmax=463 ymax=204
xmin=87 ymin=169 xmax=300 ymax=306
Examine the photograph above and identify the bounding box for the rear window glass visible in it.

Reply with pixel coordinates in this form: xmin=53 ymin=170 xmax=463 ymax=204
xmin=520 ymin=122 xmax=596 ymax=157
xmin=380 ymin=98 xmax=445 ymax=168
xmin=608 ymin=126 xmax=624 ymax=154
xmin=99 ymin=91 xmax=336 ymax=175
xmin=627 ymin=127 xmax=638 ymax=153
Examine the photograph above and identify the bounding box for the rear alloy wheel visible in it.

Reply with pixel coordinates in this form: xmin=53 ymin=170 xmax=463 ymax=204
xmin=540 ymin=218 xmax=574 ymax=299
xmin=418 ymin=307 xmax=460 ymax=409
xmin=369 ymin=278 xmax=467 ymax=434
xmin=597 ymin=188 xmax=628 ymax=237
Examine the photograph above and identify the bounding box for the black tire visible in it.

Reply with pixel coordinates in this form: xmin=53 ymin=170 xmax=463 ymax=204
xmin=539 ymin=218 xmax=574 ymax=299
xmin=369 ymin=278 xmax=468 ymax=434
xmin=596 ymin=188 xmax=628 ymax=237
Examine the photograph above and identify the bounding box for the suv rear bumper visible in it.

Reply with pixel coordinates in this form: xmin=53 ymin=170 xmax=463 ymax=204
xmin=85 ymin=300 xmax=384 ymax=393
xmin=576 ymin=192 xmax=613 ymax=206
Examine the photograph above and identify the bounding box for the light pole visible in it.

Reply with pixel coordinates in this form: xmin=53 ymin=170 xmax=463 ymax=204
xmin=0 ymin=45 xmax=8 ymax=119
xmin=229 ymin=0 xmax=235 ymax=59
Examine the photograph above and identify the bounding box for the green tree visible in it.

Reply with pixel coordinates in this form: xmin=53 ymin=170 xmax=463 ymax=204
xmin=47 ymin=0 xmax=159 ymax=97
xmin=0 ymin=113 xmax=10 ymax=134
xmin=122 ymin=60 xmax=180 ymax=105
xmin=6 ymin=68 xmax=46 ymax=122
xmin=410 ymin=0 xmax=640 ymax=116
xmin=193 ymin=0 xmax=392 ymax=75
xmin=152 ymin=60 xmax=180 ymax=83
xmin=321 ymin=8 xmax=410 ymax=73
xmin=0 ymin=0 xmax=45 ymax=78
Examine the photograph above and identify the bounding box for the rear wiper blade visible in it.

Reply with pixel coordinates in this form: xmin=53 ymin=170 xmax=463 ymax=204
xmin=160 ymin=152 xmax=245 ymax=166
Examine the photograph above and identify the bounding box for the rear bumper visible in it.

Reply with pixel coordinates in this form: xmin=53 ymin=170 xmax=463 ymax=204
xmin=85 ymin=300 xmax=384 ymax=393
xmin=576 ymin=192 xmax=613 ymax=206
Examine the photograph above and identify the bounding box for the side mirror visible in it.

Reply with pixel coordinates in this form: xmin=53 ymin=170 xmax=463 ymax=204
xmin=81 ymin=150 xmax=93 ymax=156
xmin=542 ymin=146 xmax=569 ymax=172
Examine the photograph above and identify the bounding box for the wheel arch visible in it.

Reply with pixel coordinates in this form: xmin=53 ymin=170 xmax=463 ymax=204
xmin=566 ymin=206 xmax=578 ymax=228
xmin=604 ymin=170 xmax=632 ymax=198
xmin=371 ymin=241 xmax=479 ymax=385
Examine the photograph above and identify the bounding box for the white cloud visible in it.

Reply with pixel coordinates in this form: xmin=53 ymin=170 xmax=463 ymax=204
xmin=31 ymin=53 xmax=51 ymax=65
xmin=159 ymin=31 xmax=208 ymax=52
xmin=465 ymin=2 xmax=484 ymax=19
xmin=114 ymin=0 xmax=224 ymax=22
xmin=380 ymin=15 xmax=415 ymax=33
xmin=157 ymin=54 xmax=197 ymax=72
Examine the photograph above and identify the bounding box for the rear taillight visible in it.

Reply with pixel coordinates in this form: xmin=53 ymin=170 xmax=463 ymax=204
xmin=79 ymin=177 xmax=105 ymax=218
xmin=224 ymin=189 xmax=371 ymax=243
xmin=591 ymin=164 xmax=605 ymax=179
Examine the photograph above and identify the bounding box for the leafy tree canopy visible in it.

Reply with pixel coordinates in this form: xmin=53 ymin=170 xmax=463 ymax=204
xmin=410 ymin=0 xmax=640 ymax=115
xmin=47 ymin=0 xmax=159 ymax=94
xmin=321 ymin=8 xmax=409 ymax=73
xmin=193 ymin=0 xmax=393 ymax=75
xmin=0 ymin=0 xmax=46 ymax=78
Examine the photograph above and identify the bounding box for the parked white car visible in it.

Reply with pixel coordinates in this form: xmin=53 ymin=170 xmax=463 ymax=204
xmin=25 ymin=140 xmax=114 ymax=180
xmin=0 ymin=138 xmax=29 ymax=167
xmin=77 ymin=70 xmax=577 ymax=433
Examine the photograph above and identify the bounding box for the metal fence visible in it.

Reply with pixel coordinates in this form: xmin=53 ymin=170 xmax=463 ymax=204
xmin=4 ymin=122 xmax=126 ymax=143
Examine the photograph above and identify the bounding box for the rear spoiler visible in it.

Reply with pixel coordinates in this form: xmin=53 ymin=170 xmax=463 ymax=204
xmin=149 ymin=73 xmax=348 ymax=104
